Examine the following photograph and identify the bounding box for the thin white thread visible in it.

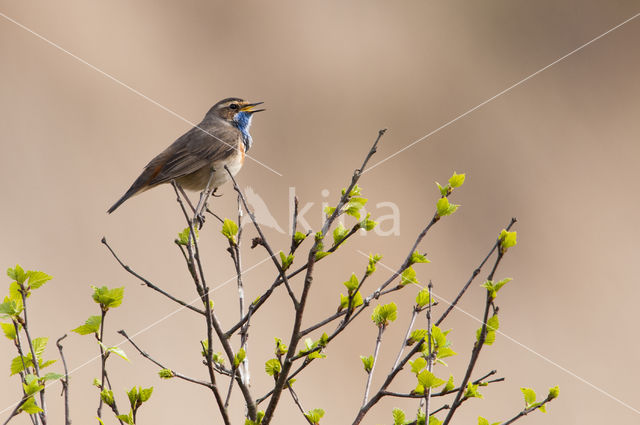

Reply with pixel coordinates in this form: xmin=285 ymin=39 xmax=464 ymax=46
xmin=0 ymin=12 xmax=282 ymax=177
xmin=363 ymin=11 xmax=640 ymax=174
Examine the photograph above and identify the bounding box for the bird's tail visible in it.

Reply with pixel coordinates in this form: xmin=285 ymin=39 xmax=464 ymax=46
xmin=107 ymin=184 xmax=142 ymax=214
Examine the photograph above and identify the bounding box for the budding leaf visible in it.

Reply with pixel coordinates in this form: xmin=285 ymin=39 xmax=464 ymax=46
xmin=332 ymin=223 xmax=349 ymax=247
xmin=19 ymin=397 xmax=43 ymax=415
xmin=415 ymin=289 xmax=432 ymax=308
xmin=177 ymin=226 xmax=199 ymax=245
xmin=25 ymin=271 xmax=52 ymax=290
xmin=360 ymin=355 xmax=374 ymax=373
xmin=436 ymin=197 xmax=459 ymax=217
xmin=293 ymin=231 xmax=307 ymax=244
xmin=279 ymin=252 xmax=294 ymax=271
xmin=410 ymin=251 xmax=430 ymax=265
xmin=443 ymin=375 xmax=455 ymax=392
xmin=265 ymin=359 xmax=281 ymax=376
xmin=92 ymin=286 xmax=124 ymax=309
xmin=304 ymin=408 xmax=325 ymax=425
xmin=371 ymin=302 xmax=397 ymax=327
xmin=1 ymin=322 xmax=17 ymax=340
xmin=499 ymin=229 xmax=517 ymax=253
xmin=417 ymin=370 xmax=445 ymax=390
xmin=234 ymin=348 xmax=246 ymax=368
xmin=339 ymin=291 xmax=363 ymax=311
xmin=366 ymin=254 xmax=381 ymax=276
xmin=392 ymin=408 xmax=406 ymax=425
xmin=521 ymin=387 xmax=537 ymax=407
xmin=400 ymin=267 xmax=419 ymax=286
xmin=548 ymin=385 xmax=560 ymax=400
xmin=410 ymin=357 xmax=427 ymax=375
xmin=221 ymin=219 xmax=239 ymax=243
xmin=72 ymin=315 xmax=101 ymax=335
xmin=343 ymin=274 xmax=359 ymax=292
xmin=158 ymin=369 xmax=174 ymax=379
xmin=448 ymin=172 xmax=466 ymax=188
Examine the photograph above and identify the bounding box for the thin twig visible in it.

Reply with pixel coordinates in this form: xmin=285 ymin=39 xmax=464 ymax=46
xmin=102 ymin=237 xmax=205 ymax=315
xmin=118 ymin=330 xmax=213 ymax=389
xmin=502 ymin=395 xmax=556 ymax=425
xmin=362 ymin=325 xmax=385 ymax=407
xmin=225 ymin=165 xmax=299 ymax=308
xmin=55 ymin=335 xmax=71 ymax=425
xmin=435 ymin=217 xmax=517 ymax=326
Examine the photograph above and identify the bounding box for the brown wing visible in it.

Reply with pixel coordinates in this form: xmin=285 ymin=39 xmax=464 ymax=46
xmin=107 ymin=123 xmax=240 ymax=213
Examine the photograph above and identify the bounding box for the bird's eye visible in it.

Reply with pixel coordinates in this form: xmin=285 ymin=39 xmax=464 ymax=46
xmin=229 ymin=104 xmax=239 ymax=110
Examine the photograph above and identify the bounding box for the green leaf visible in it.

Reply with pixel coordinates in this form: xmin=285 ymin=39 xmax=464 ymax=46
xmin=392 ymin=408 xmax=406 ymax=425
xmin=42 ymin=372 xmax=63 ymax=382
xmin=408 ymin=329 xmax=428 ymax=346
xmin=436 ymin=197 xmax=459 ymax=217
xmin=39 ymin=359 xmax=56 ymax=369
xmin=158 ymin=368 xmax=174 ymax=379
xmin=410 ymin=251 xmax=430 ymax=265
xmin=415 ymin=289 xmax=432 ymax=308
xmin=0 ymin=298 xmax=20 ymax=317
xmin=32 ymin=337 xmax=48 ymax=359
xmin=279 ymin=252 xmax=294 ymax=271
xmin=315 ymin=251 xmax=330 ymax=261
xmin=343 ymin=273 xmax=359 ymax=292
xmin=448 ymin=172 xmax=466 ymax=188
xmin=1 ymin=322 xmax=17 ymax=340
xmin=92 ymin=286 xmax=124 ymax=309
xmin=304 ymin=408 xmax=325 ymax=424
xmin=234 ymin=348 xmax=246 ymax=368
xmin=101 ymin=389 xmax=115 ymax=407
xmin=400 ymin=267 xmax=419 ymax=286
xmin=465 ymin=382 xmax=483 ymax=399
xmin=7 ymin=265 xmax=26 ymax=284
xmin=274 ymin=338 xmax=288 ymax=356
xmin=19 ymin=397 xmax=43 ymax=414
xmin=409 ymin=357 xmax=427 ymax=375
xmin=371 ymin=302 xmax=397 ymax=326
xmin=360 ymin=355 xmax=374 ymax=373
xmin=478 ymin=417 xmax=489 ymax=425
xmin=293 ymin=231 xmax=307 ymax=244
xmin=339 ymin=291 xmax=363 ymax=311
xmin=106 ymin=345 xmax=129 ymax=362
xmin=177 ymin=226 xmax=199 ymax=245
xmin=499 ymin=229 xmax=517 ymax=253
xmin=521 ymin=387 xmax=537 ymax=406
xmin=332 ymin=223 xmax=349 ymax=246
xmin=360 ymin=213 xmax=377 ymax=231
xmin=117 ymin=412 xmax=135 ymax=425
xmin=436 ymin=182 xmax=449 ymax=197
xmin=487 ymin=315 xmax=499 ymax=332
xmin=127 ymin=386 xmax=139 ymax=407
xmin=72 ymin=315 xmax=101 ymax=335
xmin=265 ymin=359 xmax=281 ymax=376
xmin=23 ymin=376 xmax=44 ymax=395
xmin=221 ymin=219 xmax=239 ymax=243
xmin=13 ymin=354 xmax=35 ymax=375
xmin=437 ymin=347 xmax=457 ymax=359
xmin=324 ymin=206 xmax=336 ymax=218
xmin=25 ymin=271 xmax=52 ymax=290
xmin=428 ymin=416 xmax=443 ymax=425
xmin=443 ymin=375 xmax=455 ymax=392
xmin=548 ymin=385 xmax=560 ymax=400
xmin=366 ymin=254 xmax=382 ymax=276
xmin=417 ymin=370 xmax=445 ymax=389
xmin=139 ymin=387 xmax=153 ymax=403
xmin=494 ymin=278 xmax=512 ymax=292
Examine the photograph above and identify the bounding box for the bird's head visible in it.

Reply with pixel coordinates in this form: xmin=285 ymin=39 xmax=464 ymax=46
xmin=206 ymin=98 xmax=265 ymax=125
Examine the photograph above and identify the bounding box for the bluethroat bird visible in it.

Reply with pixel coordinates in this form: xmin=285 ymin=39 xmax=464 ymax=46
xmin=107 ymin=97 xmax=264 ymax=213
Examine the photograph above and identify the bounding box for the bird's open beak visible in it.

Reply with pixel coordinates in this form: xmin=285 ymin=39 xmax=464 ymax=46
xmin=240 ymin=102 xmax=265 ymax=113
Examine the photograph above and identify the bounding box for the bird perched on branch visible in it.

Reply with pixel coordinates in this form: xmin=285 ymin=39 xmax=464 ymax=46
xmin=107 ymin=97 xmax=264 ymax=213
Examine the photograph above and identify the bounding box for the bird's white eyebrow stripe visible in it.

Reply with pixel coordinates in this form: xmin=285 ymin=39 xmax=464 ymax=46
xmin=0 ymin=11 xmax=283 ymax=177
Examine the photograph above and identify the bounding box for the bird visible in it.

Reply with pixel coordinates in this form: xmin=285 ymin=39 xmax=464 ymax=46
xmin=107 ymin=97 xmax=264 ymax=214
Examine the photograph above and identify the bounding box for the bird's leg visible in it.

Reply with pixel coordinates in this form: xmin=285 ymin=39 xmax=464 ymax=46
xmin=193 ymin=168 xmax=217 ymax=228
xmin=177 ymin=184 xmax=197 ymax=214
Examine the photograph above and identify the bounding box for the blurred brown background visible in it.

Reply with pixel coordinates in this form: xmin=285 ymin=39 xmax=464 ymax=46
xmin=2 ymin=1 xmax=639 ymax=424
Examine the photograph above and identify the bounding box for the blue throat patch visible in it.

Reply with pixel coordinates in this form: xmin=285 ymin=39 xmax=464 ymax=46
xmin=233 ymin=112 xmax=253 ymax=151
